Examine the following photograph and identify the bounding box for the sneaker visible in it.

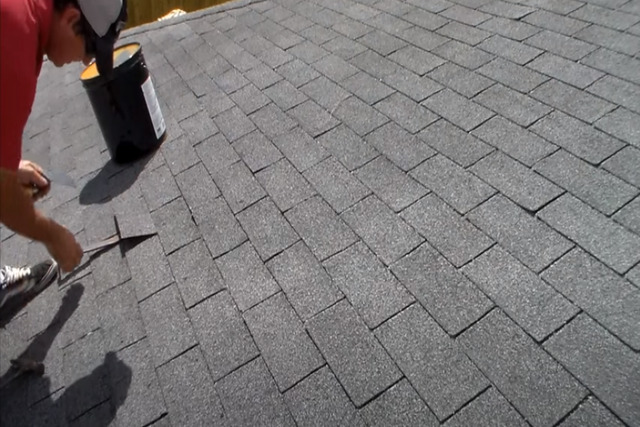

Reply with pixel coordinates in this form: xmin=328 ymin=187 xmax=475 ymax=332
xmin=0 ymin=260 xmax=59 ymax=309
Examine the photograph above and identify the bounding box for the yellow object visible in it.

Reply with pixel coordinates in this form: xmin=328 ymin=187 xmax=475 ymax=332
xmin=80 ymin=43 xmax=140 ymax=80
xmin=158 ymin=8 xmax=187 ymax=21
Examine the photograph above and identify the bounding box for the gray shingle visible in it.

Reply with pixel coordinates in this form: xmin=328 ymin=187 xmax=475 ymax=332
xmin=423 ymin=89 xmax=494 ymax=132
xmin=175 ymin=162 xmax=221 ymax=211
xmin=528 ymin=52 xmax=604 ymax=89
xmin=271 ymin=127 xmax=328 ymax=172
xmin=341 ymin=196 xmax=424 ymax=266
xmin=524 ymin=30 xmax=596 ymax=61
xmin=533 ymin=150 xmax=638 ymax=215
xmin=311 ymin=54 xmax=359 ymax=82
xmin=603 ymin=146 xmax=640 ymax=188
xmin=530 ymin=79 xmax=615 ymax=123
xmin=478 ymin=35 xmax=541 ymax=64
xmin=356 ymin=156 xmax=428 ymax=212
xmin=195 ymin=133 xmax=240 ymax=175
xmin=233 ymin=130 xmax=283 ymax=173
xmin=306 ymin=300 xmax=402 ymax=407
xmin=333 ymin=96 xmax=390 ymax=136
xmin=401 ymin=194 xmax=494 ymax=267
xmin=230 ymin=83 xmax=271 ymax=115
xmin=358 ymin=30 xmax=407 ymax=55
xmin=575 ymin=25 xmax=640 ymax=57
xmin=285 ymin=196 xmax=359 ymax=261
xmin=276 ymin=58 xmax=321 ymax=87
xmin=303 ymin=156 xmax=370 ymax=213
xmin=583 ymin=48 xmax=640 ymax=85
xmin=139 ymin=284 xmax=197 ymax=367
xmin=126 ymin=235 xmax=174 ymax=302
xmin=161 ymin=135 xmax=201 ymax=176
xmin=287 ymin=40 xmax=330 ymax=64
xmin=522 ymin=10 xmax=589 ymax=35
xmin=267 ymin=241 xmax=342 ymax=321
xmin=62 ymin=331 xmax=109 ymax=420
xmin=361 ymin=379 xmax=439 ymax=427
xmin=216 ymin=357 xmax=295 ymax=426
xmin=250 ymin=103 xmax=298 ymax=138
xmin=542 ymin=248 xmax=640 ymax=350
xmin=318 ymin=124 xmax=379 ymax=171
xmin=284 ymin=367 xmax=361 ymax=426
xmin=530 ymin=111 xmax=624 ymax=164
xmin=538 ymin=194 xmax=640 ymax=274
xmin=569 ymin=4 xmax=640 ymax=31
xmin=189 ymin=291 xmax=258 ymax=380
xmin=97 ymin=281 xmax=145 ymax=352
xmin=444 ymin=388 xmax=527 ymax=427
xmin=462 ymin=246 xmax=578 ymax=340
xmin=437 ymin=22 xmax=491 ymax=45
xmin=399 ymin=25 xmax=449 ymax=50
xmin=109 ymin=339 xmax=167 ymax=427
xmin=475 ymin=83 xmax=552 ymax=127
xmin=559 ymin=397 xmax=625 ymax=427
xmin=374 ymin=92 xmax=438 ymax=134
xmin=157 ymin=347 xmax=224 ymax=427
xmin=210 ymin=160 xmax=266 ymax=214
xmin=388 ymin=46 xmax=446 ymax=76
xmin=300 ymin=76 xmax=351 ymax=111
xmin=471 ymin=151 xmax=563 ymax=211
xmin=441 ymin=4 xmax=492 ymax=26
xmin=411 ymin=154 xmax=496 ymax=214
xmin=468 ymin=195 xmax=573 ymax=272
xmin=152 ymin=197 xmax=201 ymax=255
xmin=263 ymin=79 xmax=308 ymax=111
xmin=432 ymin=40 xmax=495 ymax=69
xmin=192 ymin=197 xmax=247 ymax=258
xmin=376 ymin=304 xmax=489 ymax=420
xmin=594 ymin=107 xmax=640 ymax=148
xmin=139 ymin=165 xmax=181 ymax=212
xmin=391 ymin=243 xmax=493 ymax=335
xmin=477 ymin=58 xmax=548 ymax=93
xmin=323 ymin=35 xmax=368 ymax=60
xmin=365 ymin=122 xmax=436 ymax=171
xmin=168 ymin=239 xmax=225 ymax=309
xmin=244 ymin=293 xmax=323 ymax=391
xmin=586 ymin=75 xmax=640 ymax=115
xmin=288 ymin=100 xmax=339 ymax=137
xmin=237 ymin=197 xmax=299 ymax=260
xmin=479 ymin=0 xmax=536 ymax=18
xmin=244 ymin=63 xmax=284 ymax=90
xmin=341 ymin=72 xmax=395 ymax=105
xmin=213 ymin=106 xmax=256 ymax=142
xmin=428 ymin=62 xmax=493 ymax=98
xmin=419 ymin=119 xmax=493 ymax=167
xmin=614 ymin=196 xmax=640 ymax=235
xmin=366 ymin=11 xmax=413 ymax=33
xmin=349 ymin=49 xmax=400 ymax=78
xmin=256 ymin=158 xmax=316 ymax=211
xmin=213 ymin=68 xmax=249 ymax=94
xmin=216 ymin=242 xmax=280 ymax=311
xmin=478 ymin=17 xmax=541 ymax=40
xmin=543 ymin=315 xmax=640 ymax=426
xmin=382 ymin=69 xmax=443 ymax=103
xmin=458 ymin=310 xmax=587 ymax=427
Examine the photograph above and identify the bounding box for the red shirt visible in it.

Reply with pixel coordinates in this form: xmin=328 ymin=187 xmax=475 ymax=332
xmin=0 ymin=0 xmax=52 ymax=170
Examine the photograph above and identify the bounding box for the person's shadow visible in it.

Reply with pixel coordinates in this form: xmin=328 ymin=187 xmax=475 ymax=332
xmin=0 ymin=284 xmax=132 ymax=426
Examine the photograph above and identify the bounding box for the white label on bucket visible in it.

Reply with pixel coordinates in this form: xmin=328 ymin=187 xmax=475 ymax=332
xmin=141 ymin=76 xmax=166 ymax=139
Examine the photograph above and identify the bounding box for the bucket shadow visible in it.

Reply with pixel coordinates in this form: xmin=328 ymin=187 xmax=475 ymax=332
xmin=79 ymin=149 xmax=156 ymax=206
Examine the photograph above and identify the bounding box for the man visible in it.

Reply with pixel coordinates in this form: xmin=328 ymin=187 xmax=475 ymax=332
xmin=0 ymin=0 xmax=127 ymax=309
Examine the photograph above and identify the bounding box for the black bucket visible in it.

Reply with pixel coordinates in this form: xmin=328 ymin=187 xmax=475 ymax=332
xmin=81 ymin=43 xmax=166 ymax=163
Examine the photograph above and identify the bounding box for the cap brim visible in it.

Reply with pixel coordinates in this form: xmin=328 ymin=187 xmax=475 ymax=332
xmin=95 ymin=37 xmax=115 ymax=77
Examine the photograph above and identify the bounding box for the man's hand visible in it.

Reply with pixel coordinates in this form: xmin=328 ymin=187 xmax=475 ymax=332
xmin=17 ymin=160 xmax=50 ymax=201
xmin=44 ymin=223 xmax=83 ymax=273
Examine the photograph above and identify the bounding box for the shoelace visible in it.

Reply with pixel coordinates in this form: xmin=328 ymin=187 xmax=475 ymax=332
xmin=3 ymin=266 xmax=32 ymax=286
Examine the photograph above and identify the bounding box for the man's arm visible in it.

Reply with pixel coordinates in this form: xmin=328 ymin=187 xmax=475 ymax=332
xmin=0 ymin=167 xmax=83 ymax=272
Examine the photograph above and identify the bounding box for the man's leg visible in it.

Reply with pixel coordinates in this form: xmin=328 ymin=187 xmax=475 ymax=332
xmin=0 ymin=260 xmax=59 ymax=309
